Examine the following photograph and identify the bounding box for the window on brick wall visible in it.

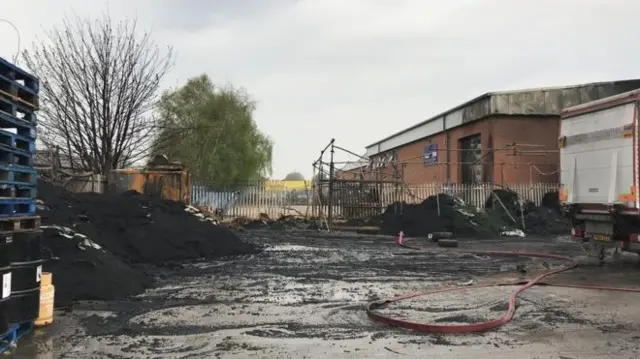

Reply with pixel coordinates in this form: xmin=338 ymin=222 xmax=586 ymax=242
xmin=384 ymin=152 xmax=393 ymax=166
xmin=373 ymin=156 xmax=383 ymax=168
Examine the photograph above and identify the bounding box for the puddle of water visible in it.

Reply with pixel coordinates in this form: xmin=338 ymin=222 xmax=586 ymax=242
xmin=9 ymin=328 xmax=55 ymax=359
xmin=264 ymin=244 xmax=331 ymax=252
xmin=72 ymin=310 xmax=118 ymax=318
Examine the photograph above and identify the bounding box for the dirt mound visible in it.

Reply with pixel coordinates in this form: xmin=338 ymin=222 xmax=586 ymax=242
xmin=343 ymin=216 xmax=381 ymax=227
xmin=36 ymin=180 xmax=260 ymax=306
xmin=231 ymin=215 xmax=319 ymax=231
xmin=37 ymin=180 xmax=259 ymax=264
xmin=541 ymin=191 xmax=561 ymax=211
xmin=381 ymin=190 xmax=570 ymax=239
xmin=522 ymin=206 xmax=571 ymax=235
xmin=485 ymin=189 xmax=570 ymax=235
xmin=380 ymin=194 xmax=505 ymax=238
xmin=41 ymin=225 xmax=154 ymax=307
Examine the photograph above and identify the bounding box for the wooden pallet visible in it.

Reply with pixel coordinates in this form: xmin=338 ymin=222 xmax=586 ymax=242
xmin=0 ymin=199 xmax=35 ymax=217
xmin=0 ymin=185 xmax=35 ymax=200
xmin=0 ymin=215 xmax=39 ymax=232
xmin=0 ymin=57 xmax=39 ymax=94
xmin=0 ymin=322 xmax=34 ymax=354
xmin=0 ymin=88 xmax=38 ymax=111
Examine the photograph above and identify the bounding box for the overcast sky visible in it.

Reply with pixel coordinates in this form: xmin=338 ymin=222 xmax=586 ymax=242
xmin=2 ymin=0 xmax=639 ymax=179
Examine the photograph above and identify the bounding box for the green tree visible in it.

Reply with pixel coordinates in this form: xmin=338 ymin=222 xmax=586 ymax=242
xmin=153 ymin=74 xmax=273 ymax=186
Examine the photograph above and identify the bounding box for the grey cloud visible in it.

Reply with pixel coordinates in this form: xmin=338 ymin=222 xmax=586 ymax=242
xmin=143 ymin=0 xmax=297 ymax=32
xmin=5 ymin=0 xmax=640 ymax=177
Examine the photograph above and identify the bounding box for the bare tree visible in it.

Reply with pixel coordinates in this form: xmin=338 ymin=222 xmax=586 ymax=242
xmin=23 ymin=13 xmax=173 ymax=174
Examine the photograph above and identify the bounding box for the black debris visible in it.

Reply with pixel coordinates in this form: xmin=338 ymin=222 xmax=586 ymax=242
xmin=486 ymin=189 xmax=570 ymax=235
xmin=380 ymin=194 xmax=505 ymax=238
xmin=36 ymin=180 xmax=260 ymax=306
xmin=232 ymin=215 xmax=318 ymax=231
xmin=41 ymin=225 xmax=154 ymax=307
xmin=381 ymin=190 xmax=570 ymax=238
xmin=37 ymin=180 xmax=259 ymax=264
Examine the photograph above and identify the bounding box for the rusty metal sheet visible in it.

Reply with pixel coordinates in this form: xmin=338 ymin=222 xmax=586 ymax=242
xmin=109 ymin=169 xmax=191 ymax=203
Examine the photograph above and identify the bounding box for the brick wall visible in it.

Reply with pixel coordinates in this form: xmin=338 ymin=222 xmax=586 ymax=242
xmin=395 ymin=120 xmax=492 ymax=184
xmin=491 ymin=116 xmax=560 ymax=184
xmin=368 ymin=115 xmax=560 ymax=184
xmin=336 ymin=168 xmax=365 ymax=180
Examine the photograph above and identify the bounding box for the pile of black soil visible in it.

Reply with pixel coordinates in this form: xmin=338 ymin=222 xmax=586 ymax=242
xmin=37 ymin=180 xmax=260 ymax=264
xmin=343 ymin=216 xmax=381 ymax=227
xmin=41 ymin=226 xmax=154 ymax=307
xmin=541 ymin=191 xmax=562 ymax=212
xmin=380 ymin=194 xmax=505 ymax=238
xmin=485 ymin=189 xmax=570 ymax=235
xmin=234 ymin=215 xmax=319 ymax=231
xmin=36 ymin=180 xmax=261 ymax=305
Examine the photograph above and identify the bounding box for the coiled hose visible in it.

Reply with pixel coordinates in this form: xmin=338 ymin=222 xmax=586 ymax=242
xmin=366 ymin=232 xmax=640 ymax=333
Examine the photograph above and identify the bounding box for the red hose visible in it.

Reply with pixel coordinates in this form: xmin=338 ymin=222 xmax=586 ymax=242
xmin=366 ymin=232 xmax=640 ymax=333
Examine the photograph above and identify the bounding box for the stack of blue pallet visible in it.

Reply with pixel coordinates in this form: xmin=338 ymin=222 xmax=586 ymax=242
xmin=0 ymin=57 xmax=41 ymax=353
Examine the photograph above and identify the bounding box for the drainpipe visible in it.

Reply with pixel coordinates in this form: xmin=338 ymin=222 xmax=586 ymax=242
xmin=443 ymin=115 xmax=450 ymax=183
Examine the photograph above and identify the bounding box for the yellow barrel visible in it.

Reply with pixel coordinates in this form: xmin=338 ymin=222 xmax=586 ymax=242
xmin=35 ymin=273 xmax=54 ymax=327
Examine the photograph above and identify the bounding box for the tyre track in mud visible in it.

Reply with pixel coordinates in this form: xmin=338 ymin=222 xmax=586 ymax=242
xmin=38 ymin=231 xmax=615 ymax=358
xmin=75 ymin=231 xmax=563 ymax=338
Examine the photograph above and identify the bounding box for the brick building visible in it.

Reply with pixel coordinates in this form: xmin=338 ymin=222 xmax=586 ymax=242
xmin=360 ymin=80 xmax=640 ymax=185
xmin=336 ymin=159 xmax=368 ymax=180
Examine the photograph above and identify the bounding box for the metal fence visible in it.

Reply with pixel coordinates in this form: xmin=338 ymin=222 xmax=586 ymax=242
xmin=65 ymin=174 xmax=108 ymax=193
xmin=311 ymin=181 xmax=558 ymax=220
xmin=191 ymin=181 xmax=313 ymax=219
xmin=47 ymin=173 xmax=558 ymax=220
xmin=37 ymin=173 xmax=108 ymax=193
xmin=392 ymin=182 xmax=558 ymax=208
xmin=190 ymin=180 xmax=558 ymax=220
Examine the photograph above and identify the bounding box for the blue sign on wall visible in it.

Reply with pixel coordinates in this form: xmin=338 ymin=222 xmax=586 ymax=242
xmin=423 ymin=144 xmax=438 ymax=166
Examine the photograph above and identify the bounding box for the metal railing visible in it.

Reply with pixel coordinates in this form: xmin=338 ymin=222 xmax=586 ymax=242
xmin=190 ymin=180 xmax=558 ymax=220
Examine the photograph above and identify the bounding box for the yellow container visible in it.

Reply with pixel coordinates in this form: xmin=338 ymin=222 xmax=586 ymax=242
xmin=35 ymin=272 xmax=54 ymax=327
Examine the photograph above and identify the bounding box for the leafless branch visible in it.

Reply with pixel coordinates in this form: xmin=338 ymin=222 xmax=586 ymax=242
xmin=23 ymin=12 xmax=173 ymax=174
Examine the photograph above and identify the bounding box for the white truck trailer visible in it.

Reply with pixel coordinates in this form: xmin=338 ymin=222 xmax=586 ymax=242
xmin=560 ymin=89 xmax=640 ymax=260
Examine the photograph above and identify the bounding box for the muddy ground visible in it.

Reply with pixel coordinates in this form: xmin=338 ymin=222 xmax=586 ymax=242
xmin=11 ymin=231 xmax=640 ymax=359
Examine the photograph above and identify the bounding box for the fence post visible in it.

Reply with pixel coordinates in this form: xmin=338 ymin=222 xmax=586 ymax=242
xmin=311 ymin=166 xmax=317 ymax=218
xmin=327 ymin=142 xmax=335 ymax=229
xmin=529 ymin=164 xmax=534 ymax=203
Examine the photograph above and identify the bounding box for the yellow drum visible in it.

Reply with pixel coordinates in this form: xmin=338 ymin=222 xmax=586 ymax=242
xmin=35 ymin=273 xmax=54 ymax=327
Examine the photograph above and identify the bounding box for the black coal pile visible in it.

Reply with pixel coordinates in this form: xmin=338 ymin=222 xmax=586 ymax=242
xmin=41 ymin=225 xmax=154 ymax=307
xmin=541 ymin=191 xmax=562 ymax=212
xmin=37 ymin=180 xmax=259 ymax=264
xmin=344 ymin=216 xmax=381 ymax=227
xmin=485 ymin=189 xmax=570 ymax=235
xmin=380 ymin=194 xmax=505 ymax=238
xmin=233 ymin=215 xmax=319 ymax=231
xmin=36 ymin=180 xmax=260 ymax=306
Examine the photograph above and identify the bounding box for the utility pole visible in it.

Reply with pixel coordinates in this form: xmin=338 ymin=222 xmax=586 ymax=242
xmin=327 ymin=141 xmax=335 ymax=230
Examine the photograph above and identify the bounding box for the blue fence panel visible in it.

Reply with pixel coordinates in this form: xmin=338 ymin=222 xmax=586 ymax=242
xmin=191 ymin=185 xmax=240 ymax=211
xmin=191 ymin=182 xmax=314 ymax=218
